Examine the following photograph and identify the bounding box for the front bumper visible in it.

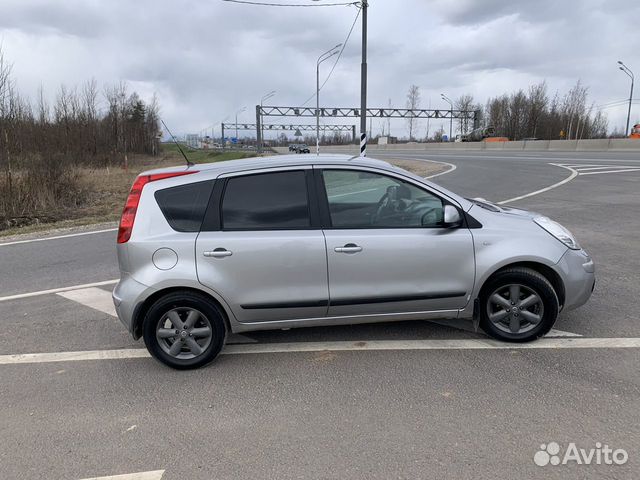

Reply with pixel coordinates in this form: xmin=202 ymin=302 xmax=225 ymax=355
xmin=112 ymin=274 xmax=151 ymax=337
xmin=556 ymin=248 xmax=595 ymax=311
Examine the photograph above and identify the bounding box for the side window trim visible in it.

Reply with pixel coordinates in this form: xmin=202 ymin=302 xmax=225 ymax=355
xmin=305 ymin=169 xmax=323 ymax=229
xmin=312 ymin=167 xmax=333 ymax=228
xmin=316 ymin=166 xmax=457 ymax=230
xmin=200 ymin=179 xmax=225 ymax=232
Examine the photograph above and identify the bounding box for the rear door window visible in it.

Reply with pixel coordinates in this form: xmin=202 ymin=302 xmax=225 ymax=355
xmin=155 ymin=180 xmax=214 ymax=232
xmin=221 ymin=170 xmax=311 ymax=230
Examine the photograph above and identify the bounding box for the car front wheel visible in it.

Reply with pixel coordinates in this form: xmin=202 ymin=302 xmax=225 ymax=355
xmin=479 ymin=267 xmax=559 ymax=342
xmin=142 ymin=291 xmax=226 ymax=369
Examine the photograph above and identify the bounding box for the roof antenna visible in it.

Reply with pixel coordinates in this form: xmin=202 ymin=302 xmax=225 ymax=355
xmin=160 ymin=118 xmax=194 ymax=167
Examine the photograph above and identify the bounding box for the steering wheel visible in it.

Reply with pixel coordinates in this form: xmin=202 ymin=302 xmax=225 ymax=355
xmin=371 ymin=192 xmax=390 ymax=225
xmin=372 ymin=186 xmax=407 ymax=225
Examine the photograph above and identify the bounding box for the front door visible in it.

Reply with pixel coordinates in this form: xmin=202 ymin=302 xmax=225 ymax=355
xmin=318 ymin=168 xmax=475 ymax=318
xmin=196 ymin=168 xmax=328 ymax=323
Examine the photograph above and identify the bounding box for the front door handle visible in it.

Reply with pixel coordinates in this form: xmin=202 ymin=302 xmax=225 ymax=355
xmin=204 ymin=248 xmax=232 ymax=258
xmin=334 ymin=243 xmax=362 ymax=253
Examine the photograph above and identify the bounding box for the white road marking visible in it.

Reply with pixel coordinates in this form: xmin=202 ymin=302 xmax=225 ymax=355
xmin=0 ymin=228 xmax=117 ymax=247
xmin=428 ymin=319 xmax=581 ymax=338
xmin=425 ymin=160 xmax=457 ymax=179
xmin=2 ymin=337 xmax=639 ymax=365
xmin=0 ymin=349 xmax=151 ymax=364
xmin=79 ymin=470 xmax=164 ymax=480
xmin=569 ymin=165 xmax=630 ymax=171
xmin=57 ymin=287 xmax=117 ymax=317
xmin=374 ymin=154 xmax=458 ymax=179
xmin=497 ymin=164 xmax=578 ymax=205
xmin=579 ymin=168 xmax=640 ymax=176
xmin=546 ymin=329 xmax=583 ymax=338
xmin=557 ymin=163 xmax=640 ymax=175
xmin=0 ymin=280 xmax=118 ymax=303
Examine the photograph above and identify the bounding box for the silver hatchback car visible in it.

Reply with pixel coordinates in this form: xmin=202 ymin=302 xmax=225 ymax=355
xmin=113 ymin=154 xmax=595 ymax=369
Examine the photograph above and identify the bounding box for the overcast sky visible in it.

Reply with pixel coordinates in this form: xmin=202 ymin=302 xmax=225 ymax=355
xmin=1 ymin=0 xmax=639 ymax=138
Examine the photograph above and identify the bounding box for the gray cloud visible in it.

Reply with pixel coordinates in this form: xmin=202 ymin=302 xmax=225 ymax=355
xmin=1 ymin=0 xmax=639 ymax=137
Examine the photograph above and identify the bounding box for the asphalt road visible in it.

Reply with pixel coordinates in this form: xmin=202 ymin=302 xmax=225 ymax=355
xmin=1 ymin=150 xmax=639 ymax=479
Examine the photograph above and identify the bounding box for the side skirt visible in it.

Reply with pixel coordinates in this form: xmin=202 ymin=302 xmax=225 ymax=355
xmin=231 ymin=309 xmax=461 ymax=333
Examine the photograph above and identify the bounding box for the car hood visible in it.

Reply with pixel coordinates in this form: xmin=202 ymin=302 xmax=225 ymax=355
xmin=468 ymin=198 xmax=541 ymax=219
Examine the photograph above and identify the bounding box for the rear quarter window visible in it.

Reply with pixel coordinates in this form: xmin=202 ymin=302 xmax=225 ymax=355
xmin=155 ymin=180 xmax=214 ymax=232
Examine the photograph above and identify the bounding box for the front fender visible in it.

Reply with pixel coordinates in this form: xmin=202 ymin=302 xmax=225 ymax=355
xmin=470 ymin=228 xmax=567 ymax=301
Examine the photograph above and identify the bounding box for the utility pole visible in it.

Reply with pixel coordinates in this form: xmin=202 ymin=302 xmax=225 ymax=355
xmin=618 ymin=61 xmax=635 ymax=136
xmin=360 ymin=1 xmax=368 ymax=156
xmin=255 ymin=105 xmax=261 ymax=153
xmin=441 ymin=93 xmax=453 ymax=141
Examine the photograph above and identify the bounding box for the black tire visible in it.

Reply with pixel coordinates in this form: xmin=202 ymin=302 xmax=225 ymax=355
xmin=142 ymin=291 xmax=226 ymax=369
xmin=479 ymin=267 xmax=559 ymax=342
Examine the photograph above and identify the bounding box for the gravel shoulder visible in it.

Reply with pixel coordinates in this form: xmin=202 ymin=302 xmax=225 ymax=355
xmin=384 ymin=158 xmax=450 ymax=177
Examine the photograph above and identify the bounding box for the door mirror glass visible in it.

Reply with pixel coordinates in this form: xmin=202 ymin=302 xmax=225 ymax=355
xmin=443 ymin=205 xmax=462 ymax=228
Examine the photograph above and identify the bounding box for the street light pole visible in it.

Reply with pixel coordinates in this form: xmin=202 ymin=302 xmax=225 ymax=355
xmin=441 ymin=93 xmax=453 ymax=141
xmin=618 ymin=61 xmax=635 ymax=136
xmin=235 ymin=106 xmax=246 ymax=144
xmin=220 ymin=115 xmax=230 ymax=147
xmin=316 ymin=45 xmax=341 ymax=156
xmin=360 ymin=1 xmax=368 ymax=156
xmin=260 ymin=91 xmax=276 ymax=152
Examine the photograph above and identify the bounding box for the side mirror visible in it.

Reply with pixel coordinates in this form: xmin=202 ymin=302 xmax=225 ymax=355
xmin=443 ymin=205 xmax=462 ymax=228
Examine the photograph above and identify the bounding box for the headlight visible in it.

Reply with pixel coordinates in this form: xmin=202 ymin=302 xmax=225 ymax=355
xmin=534 ymin=216 xmax=581 ymax=250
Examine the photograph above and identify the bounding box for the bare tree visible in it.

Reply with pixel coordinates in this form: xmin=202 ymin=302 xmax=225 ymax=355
xmin=455 ymin=94 xmax=475 ymax=135
xmin=526 ymin=82 xmax=548 ymax=138
xmin=0 ymin=44 xmax=161 ymax=229
xmin=405 ymin=85 xmax=420 ymax=141
xmin=565 ymin=81 xmax=589 ymax=140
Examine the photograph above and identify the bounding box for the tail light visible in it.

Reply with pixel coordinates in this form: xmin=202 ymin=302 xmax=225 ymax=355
xmin=117 ymin=171 xmax=198 ymax=243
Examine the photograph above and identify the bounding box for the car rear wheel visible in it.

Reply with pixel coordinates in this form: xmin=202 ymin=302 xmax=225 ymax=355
xmin=479 ymin=267 xmax=559 ymax=342
xmin=142 ymin=291 xmax=226 ymax=369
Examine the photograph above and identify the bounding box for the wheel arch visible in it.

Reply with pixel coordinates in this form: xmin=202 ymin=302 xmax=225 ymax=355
xmin=132 ymin=286 xmax=232 ymax=340
xmin=477 ymin=261 xmax=566 ymax=310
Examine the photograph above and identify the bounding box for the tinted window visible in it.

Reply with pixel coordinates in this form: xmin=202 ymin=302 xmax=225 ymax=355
xmin=322 ymin=169 xmax=443 ymax=228
xmin=155 ymin=180 xmax=214 ymax=232
xmin=222 ymin=171 xmax=310 ymax=230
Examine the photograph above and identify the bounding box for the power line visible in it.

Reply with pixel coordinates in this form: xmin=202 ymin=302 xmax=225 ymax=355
xmin=596 ymin=99 xmax=631 ymax=108
xmin=300 ymin=5 xmax=361 ymax=106
xmin=595 ymin=99 xmax=639 ymax=109
xmin=222 ymin=0 xmax=359 ymax=6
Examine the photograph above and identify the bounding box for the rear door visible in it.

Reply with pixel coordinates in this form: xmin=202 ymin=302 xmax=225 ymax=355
xmin=196 ymin=167 xmax=329 ymax=324
xmin=318 ymin=167 xmax=475 ymax=318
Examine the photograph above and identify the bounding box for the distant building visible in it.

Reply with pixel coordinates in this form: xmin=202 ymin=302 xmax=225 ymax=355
xmin=378 ymin=136 xmax=398 ymax=145
xmin=186 ymin=134 xmax=199 ymax=148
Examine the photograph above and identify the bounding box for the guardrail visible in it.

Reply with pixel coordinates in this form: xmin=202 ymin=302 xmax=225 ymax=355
xmin=276 ymin=138 xmax=640 ymax=153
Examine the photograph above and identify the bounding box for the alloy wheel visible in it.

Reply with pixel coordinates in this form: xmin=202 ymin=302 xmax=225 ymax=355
xmin=486 ymin=283 xmax=545 ymax=335
xmin=155 ymin=307 xmax=213 ymax=359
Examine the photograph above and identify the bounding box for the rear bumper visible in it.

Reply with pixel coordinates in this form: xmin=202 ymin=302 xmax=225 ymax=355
xmin=557 ymin=248 xmax=595 ymax=311
xmin=112 ymin=274 xmax=151 ymax=337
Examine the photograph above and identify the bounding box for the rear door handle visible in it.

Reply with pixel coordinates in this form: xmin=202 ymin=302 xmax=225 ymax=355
xmin=334 ymin=243 xmax=362 ymax=253
xmin=204 ymin=248 xmax=232 ymax=258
